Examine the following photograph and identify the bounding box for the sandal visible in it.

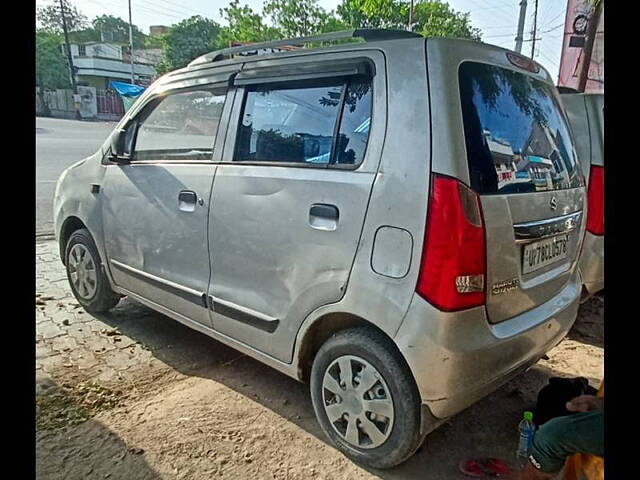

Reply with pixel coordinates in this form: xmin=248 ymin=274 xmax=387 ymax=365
xmin=459 ymin=458 xmax=513 ymax=477
xmin=484 ymin=458 xmax=512 ymax=476
xmin=459 ymin=459 xmax=490 ymax=477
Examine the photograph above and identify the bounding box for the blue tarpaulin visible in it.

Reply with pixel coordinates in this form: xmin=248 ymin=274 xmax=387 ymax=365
xmin=109 ymin=81 xmax=145 ymax=98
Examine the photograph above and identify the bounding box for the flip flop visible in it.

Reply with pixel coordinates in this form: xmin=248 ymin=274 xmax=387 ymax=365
xmin=484 ymin=458 xmax=512 ymax=476
xmin=459 ymin=459 xmax=489 ymax=477
xmin=459 ymin=458 xmax=513 ymax=477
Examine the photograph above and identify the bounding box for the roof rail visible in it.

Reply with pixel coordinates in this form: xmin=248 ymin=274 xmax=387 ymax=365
xmin=188 ymin=28 xmax=422 ymax=67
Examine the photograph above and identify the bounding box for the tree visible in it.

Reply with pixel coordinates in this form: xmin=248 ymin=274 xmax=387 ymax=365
xmin=337 ymin=0 xmax=407 ymax=29
xmin=336 ymin=0 xmax=481 ymax=40
xmin=36 ymin=32 xmax=71 ymax=116
xmin=91 ymin=15 xmax=146 ymax=46
xmin=36 ymin=0 xmax=88 ymax=33
xmin=263 ymin=0 xmax=335 ymax=37
xmin=413 ymin=1 xmax=481 ymax=40
xmin=217 ymin=0 xmax=280 ymax=47
xmin=158 ymin=16 xmax=221 ymax=73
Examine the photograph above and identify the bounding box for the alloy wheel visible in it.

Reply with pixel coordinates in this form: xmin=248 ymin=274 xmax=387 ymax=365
xmin=68 ymin=244 xmax=98 ymax=300
xmin=321 ymin=355 xmax=395 ymax=449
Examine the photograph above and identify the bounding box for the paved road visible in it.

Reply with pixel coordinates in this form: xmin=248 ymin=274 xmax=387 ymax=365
xmin=36 ymin=117 xmax=116 ymax=235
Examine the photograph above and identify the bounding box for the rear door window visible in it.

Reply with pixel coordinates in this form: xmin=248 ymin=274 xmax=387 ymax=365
xmin=234 ymin=76 xmax=372 ymax=167
xmin=459 ymin=62 xmax=582 ymax=194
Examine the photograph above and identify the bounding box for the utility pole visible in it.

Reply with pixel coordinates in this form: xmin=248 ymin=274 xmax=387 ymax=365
xmin=530 ymin=0 xmax=538 ymax=59
xmin=59 ymin=0 xmax=77 ymax=94
xmin=514 ymin=0 xmax=527 ymax=53
xmin=577 ymin=0 xmax=603 ymax=92
xmin=408 ymin=0 xmax=414 ymax=31
xmin=128 ymin=0 xmax=135 ymax=85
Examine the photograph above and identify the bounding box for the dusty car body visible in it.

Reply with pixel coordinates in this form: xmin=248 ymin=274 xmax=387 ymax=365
xmin=54 ymin=30 xmax=586 ymax=468
xmin=561 ymin=92 xmax=604 ymax=298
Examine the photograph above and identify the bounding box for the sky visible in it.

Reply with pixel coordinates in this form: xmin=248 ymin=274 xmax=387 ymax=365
xmin=35 ymin=0 xmax=567 ymax=82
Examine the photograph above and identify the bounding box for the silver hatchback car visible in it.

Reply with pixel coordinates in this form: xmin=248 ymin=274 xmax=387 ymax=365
xmin=560 ymin=91 xmax=604 ymax=299
xmin=54 ymin=30 xmax=586 ymax=468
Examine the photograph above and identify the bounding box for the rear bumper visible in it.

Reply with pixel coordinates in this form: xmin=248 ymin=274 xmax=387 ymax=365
xmin=579 ymin=232 xmax=604 ymax=296
xmin=394 ymin=274 xmax=581 ymax=420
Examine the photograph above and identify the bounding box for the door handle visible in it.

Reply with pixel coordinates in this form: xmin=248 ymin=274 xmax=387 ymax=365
xmin=309 ymin=204 xmax=339 ymax=231
xmin=178 ymin=190 xmax=198 ymax=212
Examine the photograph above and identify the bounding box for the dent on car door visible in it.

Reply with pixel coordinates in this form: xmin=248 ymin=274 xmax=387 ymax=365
xmin=102 ymin=86 xmax=229 ymax=326
xmin=207 ymin=63 xmax=378 ymax=362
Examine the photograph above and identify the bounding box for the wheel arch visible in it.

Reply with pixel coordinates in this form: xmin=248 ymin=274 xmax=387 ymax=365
xmin=295 ymin=312 xmax=414 ymax=386
xmin=58 ymin=216 xmax=88 ymax=265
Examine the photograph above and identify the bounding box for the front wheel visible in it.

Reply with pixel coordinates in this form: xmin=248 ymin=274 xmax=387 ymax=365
xmin=310 ymin=327 xmax=425 ymax=469
xmin=65 ymin=228 xmax=121 ymax=313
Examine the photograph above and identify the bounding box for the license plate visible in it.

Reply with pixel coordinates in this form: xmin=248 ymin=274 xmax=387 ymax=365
xmin=522 ymin=235 xmax=569 ymax=274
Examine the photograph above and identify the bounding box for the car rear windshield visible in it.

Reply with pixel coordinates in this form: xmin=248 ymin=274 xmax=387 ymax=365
xmin=459 ymin=61 xmax=582 ymax=195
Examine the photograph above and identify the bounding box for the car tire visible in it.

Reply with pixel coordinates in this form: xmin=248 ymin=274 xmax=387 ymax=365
xmin=65 ymin=228 xmax=121 ymax=313
xmin=310 ymin=327 xmax=425 ymax=469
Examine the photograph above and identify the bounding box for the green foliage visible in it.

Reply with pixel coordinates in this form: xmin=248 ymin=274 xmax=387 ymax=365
xmin=144 ymin=34 xmax=164 ymax=49
xmin=413 ymin=1 xmax=481 ymax=40
xmin=36 ymin=31 xmax=71 ymax=116
xmin=336 ymin=0 xmax=481 ymax=40
xmin=91 ymin=15 xmax=146 ymax=46
xmin=263 ymin=0 xmax=335 ymax=37
xmin=67 ymin=28 xmax=100 ymax=44
xmin=217 ymin=0 xmax=280 ymax=47
xmin=159 ymin=16 xmax=222 ymax=72
xmin=36 ymin=0 xmax=87 ymax=33
xmin=36 ymin=31 xmax=71 ymax=90
xmin=337 ymin=0 xmax=407 ymax=28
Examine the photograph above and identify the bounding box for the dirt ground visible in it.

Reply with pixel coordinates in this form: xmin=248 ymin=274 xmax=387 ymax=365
xmin=36 ymin=241 xmax=604 ymax=480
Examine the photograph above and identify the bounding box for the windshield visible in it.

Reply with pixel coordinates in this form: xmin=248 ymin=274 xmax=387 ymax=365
xmin=459 ymin=61 xmax=582 ymax=195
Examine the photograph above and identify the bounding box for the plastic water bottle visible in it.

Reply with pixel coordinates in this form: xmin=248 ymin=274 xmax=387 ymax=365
xmin=516 ymin=411 xmax=536 ymax=470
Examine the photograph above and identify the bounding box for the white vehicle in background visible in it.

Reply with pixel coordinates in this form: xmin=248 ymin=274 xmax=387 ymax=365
xmin=560 ymin=90 xmax=604 ymax=299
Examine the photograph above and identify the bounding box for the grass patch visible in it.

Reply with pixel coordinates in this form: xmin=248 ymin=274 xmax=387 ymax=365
xmin=36 ymin=382 xmax=122 ymax=430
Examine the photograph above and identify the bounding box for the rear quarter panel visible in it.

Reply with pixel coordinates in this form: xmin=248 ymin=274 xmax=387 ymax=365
xmin=293 ymin=38 xmax=433 ymax=358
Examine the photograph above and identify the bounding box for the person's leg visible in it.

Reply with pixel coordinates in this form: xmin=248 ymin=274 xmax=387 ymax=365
xmin=513 ymin=410 xmax=603 ymax=479
xmin=515 ymin=463 xmax=558 ymax=480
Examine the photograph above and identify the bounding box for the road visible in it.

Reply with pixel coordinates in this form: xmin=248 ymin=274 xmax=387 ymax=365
xmin=36 ymin=117 xmax=116 ymax=235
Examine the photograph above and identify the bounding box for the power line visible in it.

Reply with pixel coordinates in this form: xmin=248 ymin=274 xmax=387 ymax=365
xmin=537 ymin=0 xmax=555 ymax=28
xmin=467 ymin=0 xmax=516 ymax=27
xmin=146 ymin=0 xmax=218 ymax=19
xmin=530 ymin=0 xmax=539 ymax=58
xmin=484 ymin=22 xmax=564 ymax=40
xmin=537 ymin=49 xmax=559 ymax=70
xmin=79 ymin=0 xmax=185 ymax=22
xmin=543 ymin=8 xmax=567 ymax=29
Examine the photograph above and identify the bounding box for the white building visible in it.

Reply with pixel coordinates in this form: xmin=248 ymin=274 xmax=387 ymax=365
xmin=68 ymin=42 xmax=160 ymax=89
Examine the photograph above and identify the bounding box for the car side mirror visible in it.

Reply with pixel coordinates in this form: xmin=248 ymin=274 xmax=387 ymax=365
xmin=109 ymin=129 xmax=130 ymax=164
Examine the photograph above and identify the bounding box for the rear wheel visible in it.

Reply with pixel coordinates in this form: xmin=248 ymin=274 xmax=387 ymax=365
xmin=65 ymin=228 xmax=121 ymax=313
xmin=310 ymin=327 xmax=425 ymax=469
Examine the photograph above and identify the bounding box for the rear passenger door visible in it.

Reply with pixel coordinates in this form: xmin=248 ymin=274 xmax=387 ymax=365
xmin=207 ymin=53 xmax=385 ymax=362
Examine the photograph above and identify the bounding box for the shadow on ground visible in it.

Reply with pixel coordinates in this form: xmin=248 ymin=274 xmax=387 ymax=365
xmin=79 ymin=295 xmax=603 ymax=479
xmin=566 ymin=293 xmax=604 ymax=348
xmin=36 ymin=376 xmax=162 ymax=480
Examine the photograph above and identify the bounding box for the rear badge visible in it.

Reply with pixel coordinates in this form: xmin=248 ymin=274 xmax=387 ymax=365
xmin=550 ymin=196 xmax=558 ymax=211
xmin=492 ymin=278 xmax=520 ymax=295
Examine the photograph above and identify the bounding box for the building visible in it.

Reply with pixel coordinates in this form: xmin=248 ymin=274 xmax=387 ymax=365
xmin=558 ymin=0 xmax=604 ymax=93
xmin=69 ymin=41 xmax=159 ymax=89
xmin=482 ymin=130 xmax=524 ymax=190
xmin=149 ymin=25 xmax=170 ymax=37
xmin=520 ymin=123 xmax=572 ymax=191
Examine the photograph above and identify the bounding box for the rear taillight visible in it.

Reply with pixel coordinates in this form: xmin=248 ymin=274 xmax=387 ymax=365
xmin=586 ymin=166 xmax=604 ymax=235
xmin=416 ymin=174 xmax=486 ymax=311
